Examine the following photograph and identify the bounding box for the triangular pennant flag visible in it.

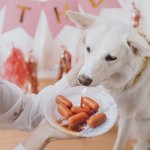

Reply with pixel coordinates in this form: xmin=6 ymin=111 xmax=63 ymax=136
xmin=44 ymin=0 xmax=78 ymax=38
xmin=78 ymin=0 xmax=120 ymax=15
xmin=3 ymin=0 xmax=42 ymax=37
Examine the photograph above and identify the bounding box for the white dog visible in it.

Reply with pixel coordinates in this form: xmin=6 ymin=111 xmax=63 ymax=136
xmin=67 ymin=11 xmax=150 ymax=150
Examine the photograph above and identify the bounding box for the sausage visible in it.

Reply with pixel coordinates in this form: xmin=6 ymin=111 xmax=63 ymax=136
xmin=82 ymin=97 xmax=99 ymax=111
xmin=87 ymin=113 xmax=106 ymax=128
xmin=57 ymin=103 xmax=73 ymax=119
xmin=71 ymin=106 xmax=91 ymax=115
xmin=55 ymin=95 xmax=73 ymax=109
xmin=68 ymin=112 xmax=89 ymax=127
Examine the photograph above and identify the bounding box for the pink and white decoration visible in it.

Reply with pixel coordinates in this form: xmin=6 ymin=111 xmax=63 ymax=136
xmin=78 ymin=0 xmax=120 ymax=15
xmin=3 ymin=0 xmax=42 ymax=37
xmin=2 ymin=0 xmax=120 ymax=38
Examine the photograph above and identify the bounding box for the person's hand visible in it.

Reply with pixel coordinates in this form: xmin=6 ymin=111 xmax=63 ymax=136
xmin=66 ymin=53 xmax=84 ymax=87
xmin=23 ymin=119 xmax=77 ymax=150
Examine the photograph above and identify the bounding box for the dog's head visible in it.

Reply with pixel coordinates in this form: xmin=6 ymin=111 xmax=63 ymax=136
xmin=67 ymin=11 xmax=150 ymax=88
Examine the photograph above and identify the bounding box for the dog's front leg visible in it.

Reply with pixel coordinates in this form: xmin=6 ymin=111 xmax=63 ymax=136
xmin=23 ymin=119 xmax=76 ymax=150
xmin=113 ymin=118 xmax=131 ymax=150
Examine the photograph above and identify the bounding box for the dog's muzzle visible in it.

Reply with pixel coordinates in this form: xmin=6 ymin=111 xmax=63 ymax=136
xmin=78 ymin=74 xmax=93 ymax=86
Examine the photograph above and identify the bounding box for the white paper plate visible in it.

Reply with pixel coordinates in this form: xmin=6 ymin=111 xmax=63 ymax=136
xmin=44 ymin=86 xmax=118 ymax=137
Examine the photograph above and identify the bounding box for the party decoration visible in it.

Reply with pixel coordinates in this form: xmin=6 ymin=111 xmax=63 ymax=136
xmin=78 ymin=0 xmax=120 ymax=15
xmin=57 ymin=45 xmax=72 ymax=80
xmin=2 ymin=0 xmax=121 ymax=37
xmin=3 ymin=47 xmax=29 ymax=89
xmin=3 ymin=0 xmax=42 ymax=37
xmin=17 ymin=5 xmax=31 ymax=23
xmin=44 ymin=0 xmax=78 ymax=38
xmin=26 ymin=51 xmax=38 ymax=94
xmin=131 ymin=0 xmax=141 ymax=28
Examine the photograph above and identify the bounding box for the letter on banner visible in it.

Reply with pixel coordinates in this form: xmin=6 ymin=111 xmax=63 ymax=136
xmin=3 ymin=0 xmax=42 ymax=37
xmin=54 ymin=3 xmax=69 ymax=23
xmin=17 ymin=5 xmax=31 ymax=23
xmin=78 ymin=0 xmax=120 ymax=15
xmin=44 ymin=0 xmax=78 ymax=38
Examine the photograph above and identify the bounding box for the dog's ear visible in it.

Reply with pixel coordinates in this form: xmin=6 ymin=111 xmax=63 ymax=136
xmin=127 ymin=34 xmax=150 ymax=57
xmin=66 ymin=10 xmax=97 ymax=29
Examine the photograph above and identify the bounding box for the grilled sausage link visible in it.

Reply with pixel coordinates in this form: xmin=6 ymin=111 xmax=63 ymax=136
xmin=56 ymin=95 xmax=73 ymax=109
xmin=82 ymin=97 xmax=99 ymax=111
xmin=57 ymin=103 xmax=73 ymax=119
xmin=87 ymin=113 xmax=106 ymax=128
xmin=68 ymin=112 xmax=89 ymax=127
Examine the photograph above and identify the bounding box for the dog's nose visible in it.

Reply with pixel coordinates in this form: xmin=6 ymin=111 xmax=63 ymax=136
xmin=78 ymin=75 xmax=93 ymax=86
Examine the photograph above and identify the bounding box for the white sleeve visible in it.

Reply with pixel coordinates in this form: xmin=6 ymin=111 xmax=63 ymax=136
xmin=0 ymin=76 xmax=70 ymax=130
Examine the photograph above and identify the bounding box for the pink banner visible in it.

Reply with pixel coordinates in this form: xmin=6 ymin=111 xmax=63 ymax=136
xmin=3 ymin=0 xmax=42 ymax=37
xmin=78 ymin=0 xmax=120 ymax=15
xmin=2 ymin=0 xmax=120 ymax=38
xmin=44 ymin=0 xmax=78 ymax=38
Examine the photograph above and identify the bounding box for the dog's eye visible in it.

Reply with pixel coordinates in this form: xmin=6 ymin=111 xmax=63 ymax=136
xmin=105 ymin=54 xmax=117 ymax=61
xmin=86 ymin=46 xmax=91 ymax=53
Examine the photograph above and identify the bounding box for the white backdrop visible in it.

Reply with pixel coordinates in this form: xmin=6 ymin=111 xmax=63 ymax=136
xmin=0 ymin=0 xmax=150 ymax=79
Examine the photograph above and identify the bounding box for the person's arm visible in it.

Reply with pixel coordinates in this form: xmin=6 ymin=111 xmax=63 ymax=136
xmin=0 ymin=74 xmax=72 ymax=131
xmin=0 ymin=55 xmax=82 ymax=149
xmin=17 ymin=58 xmax=83 ymax=150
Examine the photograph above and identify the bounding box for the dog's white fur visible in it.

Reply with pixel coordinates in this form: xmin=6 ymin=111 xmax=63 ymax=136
xmin=67 ymin=11 xmax=150 ymax=150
